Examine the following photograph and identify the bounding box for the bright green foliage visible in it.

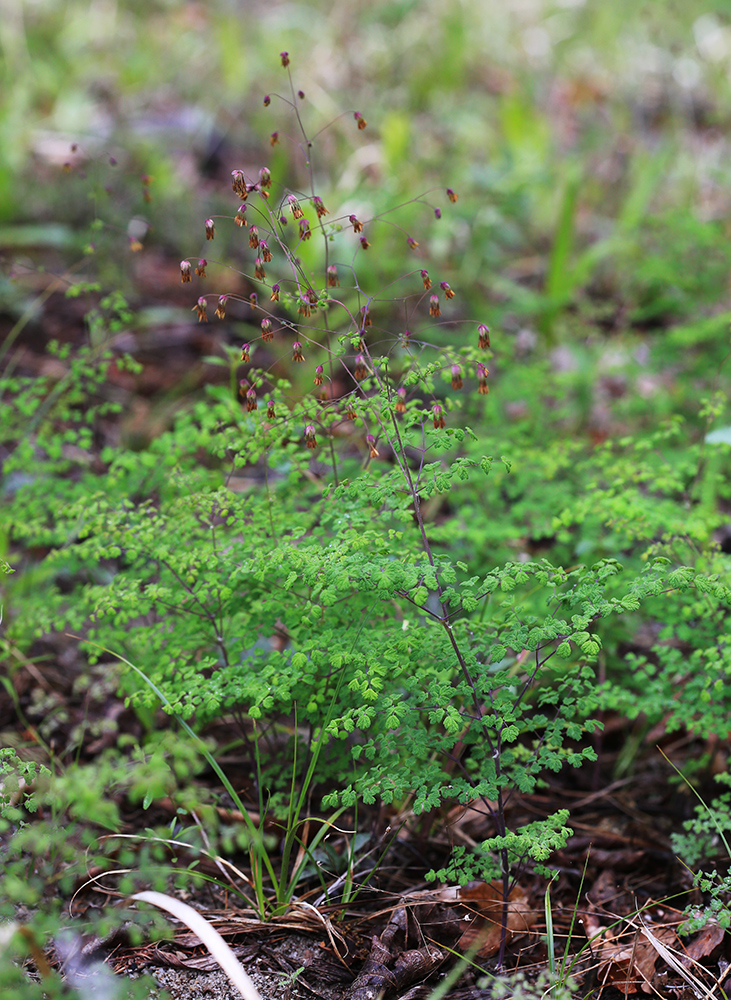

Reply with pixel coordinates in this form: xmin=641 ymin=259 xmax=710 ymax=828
xmin=681 ymin=870 xmax=731 ymax=934
xmin=4 ymin=329 xmax=730 ymax=901
xmin=429 ymin=811 xmax=574 ymax=886
xmin=670 ymin=769 xmax=731 ymax=935
xmin=672 ymin=770 xmax=731 ymax=870
xmin=0 ymin=744 xmax=198 ymax=998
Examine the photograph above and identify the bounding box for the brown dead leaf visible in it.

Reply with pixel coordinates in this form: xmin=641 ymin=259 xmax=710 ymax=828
xmin=581 ymin=910 xmax=605 ymax=943
xmin=456 ymin=881 xmax=539 ymax=958
xmin=587 ymin=849 xmax=648 ymax=871
xmin=588 ymin=868 xmax=625 ymax=908
xmin=685 ymin=920 xmax=725 ymax=962
xmin=597 ymin=924 xmax=678 ymax=995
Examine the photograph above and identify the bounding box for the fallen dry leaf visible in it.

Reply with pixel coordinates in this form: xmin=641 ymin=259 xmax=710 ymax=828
xmin=596 ymin=923 xmax=679 ymax=995
xmin=456 ymin=881 xmax=539 ymax=958
xmin=685 ymin=920 xmax=725 ymax=962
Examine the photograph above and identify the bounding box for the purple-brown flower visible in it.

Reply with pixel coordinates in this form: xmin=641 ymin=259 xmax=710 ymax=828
xmin=232 ymin=170 xmax=247 ymax=199
xmin=288 ymin=194 xmax=304 ymax=219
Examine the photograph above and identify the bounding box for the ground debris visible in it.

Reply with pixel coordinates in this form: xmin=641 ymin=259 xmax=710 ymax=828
xmin=345 ymin=905 xmax=444 ymax=1000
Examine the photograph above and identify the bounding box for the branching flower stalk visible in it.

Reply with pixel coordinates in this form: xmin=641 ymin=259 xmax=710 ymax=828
xmin=210 ymin=58 xmax=571 ymax=958
xmin=197 ymin=63 xmax=523 ymax=930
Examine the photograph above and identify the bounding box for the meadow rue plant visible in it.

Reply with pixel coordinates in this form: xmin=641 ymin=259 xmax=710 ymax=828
xmin=3 ymin=52 xmax=731 ymax=974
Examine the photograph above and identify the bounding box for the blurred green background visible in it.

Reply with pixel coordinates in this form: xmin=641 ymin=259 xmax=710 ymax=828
xmin=5 ymin=0 xmax=731 ymax=337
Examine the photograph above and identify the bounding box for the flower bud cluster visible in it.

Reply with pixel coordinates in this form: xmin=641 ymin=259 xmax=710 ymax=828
xmin=182 ymin=56 xmax=492 ymax=461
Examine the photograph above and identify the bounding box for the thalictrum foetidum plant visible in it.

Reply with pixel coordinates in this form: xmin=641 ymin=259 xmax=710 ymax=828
xmin=4 ymin=52 xmax=731 ymax=968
